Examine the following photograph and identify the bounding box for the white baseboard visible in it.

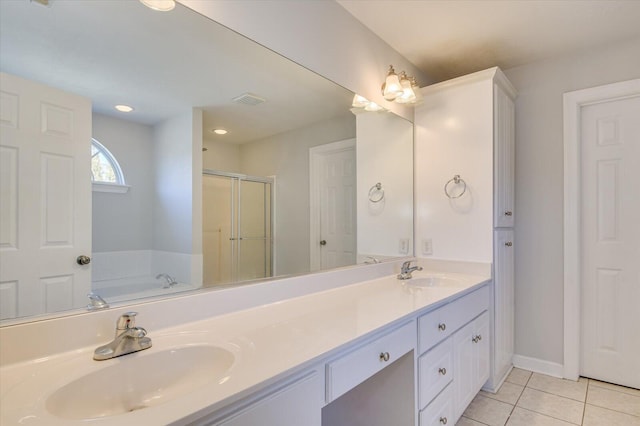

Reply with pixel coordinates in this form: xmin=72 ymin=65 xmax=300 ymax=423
xmin=512 ymin=354 xmax=564 ymax=379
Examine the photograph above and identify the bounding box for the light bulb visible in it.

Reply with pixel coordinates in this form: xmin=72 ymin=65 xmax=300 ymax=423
xmin=365 ymin=101 xmax=383 ymax=112
xmin=140 ymin=0 xmax=175 ymax=11
xmin=352 ymin=94 xmax=369 ymax=108
xmin=382 ymin=65 xmax=403 ymax=101
xmin=395 ymin=73 xmax=416 ymax=104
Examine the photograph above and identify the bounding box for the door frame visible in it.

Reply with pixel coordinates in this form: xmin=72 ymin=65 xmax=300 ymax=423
xmin=309 ymin=138 xmax=356 ymax=271
xmin=562 ymin=78 xmax=640 ymax=380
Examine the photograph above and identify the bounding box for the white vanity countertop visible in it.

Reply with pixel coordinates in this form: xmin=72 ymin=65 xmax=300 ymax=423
xmin=0 ymin=269 xmax=490 ymax=425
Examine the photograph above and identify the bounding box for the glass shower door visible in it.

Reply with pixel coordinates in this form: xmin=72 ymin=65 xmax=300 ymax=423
xmin=203 ymin=171 xmax=273 ymax=286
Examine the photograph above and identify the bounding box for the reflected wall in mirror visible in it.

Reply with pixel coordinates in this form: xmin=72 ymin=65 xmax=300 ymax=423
xmin=0 ymin=0 xmax=413 ymax=323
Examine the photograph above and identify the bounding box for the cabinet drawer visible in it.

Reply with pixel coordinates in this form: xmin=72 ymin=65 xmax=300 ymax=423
xmin=419 ymin=384 xmax=454 ymax=426
xmin=418 ymin=337 xmax=453 ymax=409
xmin=418 ymin=285 xmax=489 ymax=354
xmin=326 ymin=321 xmax=415 ymax=402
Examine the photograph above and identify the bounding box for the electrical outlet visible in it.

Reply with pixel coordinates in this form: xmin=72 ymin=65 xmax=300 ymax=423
xmin=399 ymin=238 xmax=409 ymax=254
xmin=422 ymin=238 xmax=433 ymax=255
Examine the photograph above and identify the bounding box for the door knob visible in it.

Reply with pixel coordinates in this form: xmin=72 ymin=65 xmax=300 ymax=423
xmin=320 ymin=240 xmax=327 ymax=246
xmin=76 ymin=255 xmax=91 ymax=265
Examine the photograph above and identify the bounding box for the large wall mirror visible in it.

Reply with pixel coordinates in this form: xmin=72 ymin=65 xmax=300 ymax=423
xmin=0 ymin=0 xmax=413 ymax=324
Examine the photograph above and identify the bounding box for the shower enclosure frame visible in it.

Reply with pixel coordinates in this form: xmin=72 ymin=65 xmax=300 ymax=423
xmin=203 ymin=169 xmax=275 ymax=283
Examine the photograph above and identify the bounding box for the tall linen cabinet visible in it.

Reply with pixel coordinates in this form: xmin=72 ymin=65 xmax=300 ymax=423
xmin=415 ymin=67 xmax=516 ymax=393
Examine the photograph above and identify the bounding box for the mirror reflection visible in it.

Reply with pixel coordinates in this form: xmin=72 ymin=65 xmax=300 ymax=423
xmin=0 ymin=0 xmax=413 ymax=323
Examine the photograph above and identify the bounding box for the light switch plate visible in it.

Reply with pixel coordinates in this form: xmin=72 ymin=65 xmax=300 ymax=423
xmin=399 ymin=238 xmax=409 ymax=254
xmin=422 ymin=239 xmax=433 ymax=255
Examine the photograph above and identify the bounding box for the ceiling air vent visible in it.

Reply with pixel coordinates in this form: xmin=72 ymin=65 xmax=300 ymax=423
xmin=233 ymin=93 xmax=266 ymax=106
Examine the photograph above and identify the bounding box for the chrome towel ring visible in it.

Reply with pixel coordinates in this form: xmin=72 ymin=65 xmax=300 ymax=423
xmin=444 ymin=175 xmax=467 ymax=199
xmin=368 ymin=182 xmax=385 ymax=202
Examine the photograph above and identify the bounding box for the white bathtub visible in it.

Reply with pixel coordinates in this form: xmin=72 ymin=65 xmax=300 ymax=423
xmin=92 ymin=276 xmax=198 ymax=304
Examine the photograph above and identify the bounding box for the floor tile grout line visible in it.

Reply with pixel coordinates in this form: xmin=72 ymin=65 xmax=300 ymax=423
xmin=514 ymin=406 xmax=581 ymax=425
xmin=503 ymin=371 xmax=530 ymax=425
xmin=460 ymin=415 xmax=492 ymax=426
xmin=582 ymin=379 xmax=590 ymax=425
xmin=523 ymin=385 xmax=587 ymax=403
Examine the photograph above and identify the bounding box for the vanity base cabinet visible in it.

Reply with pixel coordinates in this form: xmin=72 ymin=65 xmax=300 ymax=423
xmin=416 ymin=286 xmax=490 ymax=425
xmin=419 ymin=384 xmax=454 ymax=426
xmin=196 ymin=372 xmax=323 ymax=426
xmin=452 ymin=311 xmax=490 ymax=423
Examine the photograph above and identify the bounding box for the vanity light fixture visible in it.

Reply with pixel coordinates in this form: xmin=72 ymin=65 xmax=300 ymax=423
xmin=381 ymin=65 xmax=421 ymax=105
xmin=381 ymin=65 xmax=403 ymax=101
xmin=351 ymin=94 xmax=385 ymax=113
xmin=139 ymin=0 xmax=175 ymax=12
xmin=114 ymin=104 xmax=134 ymax=113
xmin=212 ymin=129 xmax=228 ymax=135
xmin=394 ymin=72 xmax=417 ymax=104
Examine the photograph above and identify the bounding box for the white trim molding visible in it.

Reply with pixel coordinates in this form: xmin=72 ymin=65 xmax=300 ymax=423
xmin=513 ymin=354 xmax=564 ymax=379
xmin=562 ymin=78 xmax=640 ymax=380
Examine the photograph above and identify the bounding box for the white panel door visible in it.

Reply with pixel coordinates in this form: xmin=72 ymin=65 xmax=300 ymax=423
xmin=580 ymin=94 xmax=640 ymax=389
xmin=0 ymin=72 xmax=91 ymax=320
xmin=310 ymin=139 xmax=356 ymax=271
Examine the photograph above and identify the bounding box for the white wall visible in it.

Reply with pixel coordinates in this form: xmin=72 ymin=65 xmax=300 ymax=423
xmin=356 ymin=112 xmax=413 ymax=258
xmin=152 ymin=108 xmax=203 ymax=284
xmin=241 ymin=116 xmax=356 ymax=276
xmin=91 ymin=113 xmax=154 ymax=252
xmin=203 ymin=139 xmax=241 ymax=172
xmin=504 ymin=37 xmax=640 ymax=366
xmin=178 ymin=0 xmax=429 ymax=122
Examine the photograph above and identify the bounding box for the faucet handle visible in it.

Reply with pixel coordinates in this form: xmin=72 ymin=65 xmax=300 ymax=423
xmin=116 ymin=312 xmax=138 ymax=331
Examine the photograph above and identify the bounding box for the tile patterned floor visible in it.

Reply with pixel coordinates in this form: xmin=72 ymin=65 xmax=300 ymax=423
xmin=457 ymin=368 xmax=640 ymax=426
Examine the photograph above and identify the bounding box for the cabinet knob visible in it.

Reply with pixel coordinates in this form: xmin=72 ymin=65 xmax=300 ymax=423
xmin=320 ymin=240 xmax=327 ymax=246
xmin=76 ymin=255 xmax=91 ymax=265
xmin=379 ymin=352 xmax=390 ymax=362
xmin=504 ymin=211 xmax=513 ymax=216
xmin=472 ymin=334 xmax=482 ymax=343
xmin=438 ymin=367 xmax=447 ymax=376
xmin=440 ymin=417 xmax=448 ymax=424
xmin=438 ymin=323 xmax=446 ymax=332
xmin=504 ymin=241 xmax=513 ymax=247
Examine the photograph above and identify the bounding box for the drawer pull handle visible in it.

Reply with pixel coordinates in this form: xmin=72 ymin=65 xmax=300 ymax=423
xmin=504 ymin=211 xmax=513 ymax=216
xmin=379 ymin=352 xmax=390 ymax=362
xmin=438 ymin=367 xmax=447 ymax=375
xmin=440 ymin=417 xmax=448 ymax=424
xmin=438 ymin=323 xmax=446 ymax=331
xmin=505 ymin=241 xmax=513 ymax=247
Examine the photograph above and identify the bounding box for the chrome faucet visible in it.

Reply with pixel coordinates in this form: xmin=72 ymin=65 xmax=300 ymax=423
xmin=156 ymin=273 xmax=178 ymax=288
xmin=86 ymin=292 xmax=109 ymax=311
xmin=93 ymin=312 xmax=152 ymax=361
xmin=397 ymin=260 xmax=423 ymax=280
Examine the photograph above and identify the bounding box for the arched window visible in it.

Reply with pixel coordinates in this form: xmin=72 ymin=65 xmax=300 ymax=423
xmin=91 ymin=139 xmax=129 ymax=193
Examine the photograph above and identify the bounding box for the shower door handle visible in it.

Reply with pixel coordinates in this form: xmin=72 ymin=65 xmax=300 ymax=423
xmin=320 ymin=240 xmax=327 ymax=246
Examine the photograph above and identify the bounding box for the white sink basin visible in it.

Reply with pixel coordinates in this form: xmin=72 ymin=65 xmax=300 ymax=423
xmin=46 ymin=345 xmax=235 ymax=420
xmin=404 ymin=275 xmax=465 ymax=288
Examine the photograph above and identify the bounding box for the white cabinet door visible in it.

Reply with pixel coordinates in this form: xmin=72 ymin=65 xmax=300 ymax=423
xmin=212 ymin=373 xmax=323 ymax=426
xmin=453 ymin=311 xmax=490 ymax=422
xmin=474 ymin=312 xmax=491 ymax=388
xmin=493 ymin=83 xmax=515 ymax=228
xmin=489 ymin=229 xmax=514 ymax=388
xmin=0 ymin=72 xmax=91 ymax=320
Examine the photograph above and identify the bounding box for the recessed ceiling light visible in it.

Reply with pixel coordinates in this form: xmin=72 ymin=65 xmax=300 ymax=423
xmin=114 ymin=105 xmax=134 ymax=113
xmin=139 ymin=0 xmax=175 ymax=11
xmin=212 ymin=129 xmax=228 ymax=135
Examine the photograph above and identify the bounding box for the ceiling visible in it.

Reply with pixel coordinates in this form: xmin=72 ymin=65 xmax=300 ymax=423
xmin=337 ymin=0 xmax=640 ymax=83
xmin=0 ymin=0 xmax=353 ymax=144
